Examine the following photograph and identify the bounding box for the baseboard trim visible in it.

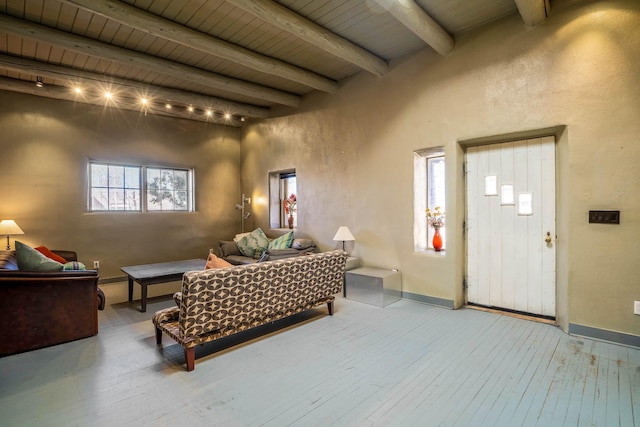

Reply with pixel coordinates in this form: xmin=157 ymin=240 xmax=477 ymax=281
xmin=401 ymin=291 xmax=454 ymax=309
xmin=99 ymin=275 xmax=127 ymax=285
xmin=569 ymin=323 xmax=640 ymax=348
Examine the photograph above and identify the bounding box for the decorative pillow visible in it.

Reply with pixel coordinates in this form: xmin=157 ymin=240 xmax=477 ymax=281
xmin=218 ymin=240 xmax=242 ymax=258
xmin=236 ymin=228 xmax=270 ymax=259
xmin=292 ymin=238 xmax=315 ymax=250
xmin=15 ymin=241 xmax=64 ymax=272
xmin=269 ymin=231 xmax=294 ymax=249
xmin=205 ymin=253 xmax=233 ymax=269
xmin=63 ymin=261 xmax=86 ymax=270
xmin=35 ymin=246 xmax=68 ymax=264
xmin=233 ymin=232 xmax=251 ymax=243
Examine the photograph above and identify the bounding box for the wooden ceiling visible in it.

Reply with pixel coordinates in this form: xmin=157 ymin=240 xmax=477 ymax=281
xmin=0 ymin=0 xmax=549 ymax=127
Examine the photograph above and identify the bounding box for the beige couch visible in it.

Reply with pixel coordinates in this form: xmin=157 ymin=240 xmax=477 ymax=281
xmin=152 ymin=250 xmax=348 ymax=371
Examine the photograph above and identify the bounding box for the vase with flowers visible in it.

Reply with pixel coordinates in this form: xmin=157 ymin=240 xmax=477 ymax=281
xmin=283 ymin=193 xmax=297 ymax=229
xmin=426 ymin=206 xmax=445 ymax=251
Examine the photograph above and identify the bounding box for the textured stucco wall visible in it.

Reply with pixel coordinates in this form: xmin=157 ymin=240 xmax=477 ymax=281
xmin=241 ymin=0 xmax=640 ymax=337
xmin=0 ymin=91 xmax=242 ymax=280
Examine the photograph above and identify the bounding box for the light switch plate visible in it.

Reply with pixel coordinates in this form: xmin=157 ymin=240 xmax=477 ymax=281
xmin=634 ymin=301 xmax=640 ymax=315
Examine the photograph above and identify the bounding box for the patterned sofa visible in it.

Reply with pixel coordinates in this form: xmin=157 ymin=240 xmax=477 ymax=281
xmin=152 ymin=250 xmax=348 ymax=371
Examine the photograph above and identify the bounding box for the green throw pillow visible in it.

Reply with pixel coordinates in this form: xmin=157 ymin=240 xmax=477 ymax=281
xmin=15 ymin=241 xmax=64 ymax=272
xmin=63 ymin=261 xmax=86 ymax=270
xmin=236 ymin=228 xmax=270 ymax=259
xmin=269 ymin=231 xmax=294 ymax=249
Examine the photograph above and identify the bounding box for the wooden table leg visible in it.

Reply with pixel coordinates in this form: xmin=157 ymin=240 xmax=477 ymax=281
xmin=140 ymin=282 xmax=148 ymax=313
xmin=128 ymin=276 xmax=134 ymax=301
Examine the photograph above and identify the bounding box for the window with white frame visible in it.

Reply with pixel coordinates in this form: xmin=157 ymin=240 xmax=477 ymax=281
xmin=268 ymin=169 xmax=297 ymax=229
xmin=413 ymin=148 xmax=446 ymax=251
xmin=89 ymin=162 xmax=194 ymax=212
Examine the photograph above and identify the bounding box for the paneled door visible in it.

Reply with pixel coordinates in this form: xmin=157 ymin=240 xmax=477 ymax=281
xmin=466 ymin=137 xmax=556 ymax=317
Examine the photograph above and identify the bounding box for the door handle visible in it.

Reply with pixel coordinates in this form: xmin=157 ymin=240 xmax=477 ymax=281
xmin=545 ymin=232 xmax=552 ymax=243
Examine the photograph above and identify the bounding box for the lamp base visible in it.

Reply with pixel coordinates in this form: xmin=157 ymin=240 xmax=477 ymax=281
xmin=5 ymin=235 xmax=11 ymax=251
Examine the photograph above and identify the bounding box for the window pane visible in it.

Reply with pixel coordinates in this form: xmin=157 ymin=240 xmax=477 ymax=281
xmin=91 ymin=188 xmax=109 ymax=210
xmin=91 ymin=164 xmax=108 ymax=187
xmin=125 ymin=167 xmax=140 ymax=189
xmin=125 ymin=189 xmax=140 ymax=210
xmin=173 ymin=170 xmax=187 ymax=190
xmin=174 ymin=191 xmax=187 ymax=210
xmin=109 ymin=165 xmax=124 ymax=187
xmin=109 ymin=188 xmax=124 ymax=210
xmin=427 ymin=156 xmax=446 ymax=250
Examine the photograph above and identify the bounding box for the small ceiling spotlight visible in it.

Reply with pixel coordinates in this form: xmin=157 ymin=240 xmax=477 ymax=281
xmin=165 ymin=102 xmax=172 ymax=109
xmin=206 ymin=110 xmax=212 ymax=117
xmin=141 ymin=97 xmax=148 ymax=105
xmin=187 ymin=105 xmax=194 ymax=113
xmin=240 ymin=116 xmax=246 ymax=122
xmin=74 ymin=87 xmax=82 ymax=94
xmin=224 ymin=112 xmax=231 ymax=120
xmin=36 ymin=76 xmax=43 ymax=88
xmin=104 ymin=91 xmax=112 ymax=99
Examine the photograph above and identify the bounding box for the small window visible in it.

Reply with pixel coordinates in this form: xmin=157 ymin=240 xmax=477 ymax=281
xmin=89 ymin=162 xmax=194 ymax=212
xmin=414 ymin=148 xmax=446 ymax=251
xmin=146 ymin=167 xmax=192 ymax=211
xmin=89 ymin=163 xmax=141 ymax=211
xmin=269 ymin=170 xmax=296 ymax=229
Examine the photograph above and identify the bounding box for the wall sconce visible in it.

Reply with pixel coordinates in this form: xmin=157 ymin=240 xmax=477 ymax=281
xmin=235 ymin=193 xmax=252 ymax=232
xmin=333 ymin=226 xmax=355 ymax=252
xmin=0 ymin=220 xmax=25 ymax=250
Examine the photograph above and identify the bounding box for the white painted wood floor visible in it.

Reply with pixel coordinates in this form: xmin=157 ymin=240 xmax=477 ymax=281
xmin=0 ymin=282 xmax=638 ymax=427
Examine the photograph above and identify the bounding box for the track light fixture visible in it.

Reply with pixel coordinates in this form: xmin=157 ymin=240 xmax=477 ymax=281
xmin=36 ymin=76 xmax=43 ymax=88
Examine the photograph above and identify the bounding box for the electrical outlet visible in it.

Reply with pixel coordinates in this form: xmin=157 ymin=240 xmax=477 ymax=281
xmin=93 ymin=261 xmax=100 ymax=269
xmin=634 ymin=301 xmax=640 ymax=315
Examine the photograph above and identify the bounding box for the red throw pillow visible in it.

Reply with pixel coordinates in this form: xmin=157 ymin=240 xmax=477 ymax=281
xmin=35 ymin=246 xmax=68 ymax=264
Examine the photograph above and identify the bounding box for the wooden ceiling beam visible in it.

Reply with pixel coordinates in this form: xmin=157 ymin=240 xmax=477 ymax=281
xmin=0 ymin=76 xmax=245 ymax=126
xmin=0 ymin=13 xmax=300 ymax=107
xmin=223 ymin=0 xmax=389 ymax=76
xmin=514 ymin=0 xmax=550 ymax=26
xmin=57 ymin=0 xmax=338 ymax=93
xmin=373 ymin=0 xmax=454 ymax=55
xmin=0 ymin=54 xmax=270 ymax=119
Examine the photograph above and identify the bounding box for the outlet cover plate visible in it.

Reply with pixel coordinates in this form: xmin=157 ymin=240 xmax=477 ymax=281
xmin=634 ymin=301 xmax=640 ymax=315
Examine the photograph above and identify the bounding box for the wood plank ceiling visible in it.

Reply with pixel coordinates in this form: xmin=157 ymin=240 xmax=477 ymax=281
xmin=0 ymin=0 xmax=549 ymax=127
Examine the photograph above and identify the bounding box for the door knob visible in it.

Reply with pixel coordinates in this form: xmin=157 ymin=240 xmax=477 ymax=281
xmin=545 ymin=232 xmax=552 ymax=243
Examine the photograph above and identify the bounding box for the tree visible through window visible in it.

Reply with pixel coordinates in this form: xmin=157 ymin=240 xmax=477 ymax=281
xmin=89 ymin=162 xmax=193 ymax=212
xmin=146 ymin=168 xmax=190 ymax=211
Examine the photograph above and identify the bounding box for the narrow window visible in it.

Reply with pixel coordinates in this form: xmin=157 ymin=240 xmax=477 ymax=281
xmin=414 ymin=148 xmax=446 ymax=251
xmin=269 ymin=169 xmax=296 ymax=229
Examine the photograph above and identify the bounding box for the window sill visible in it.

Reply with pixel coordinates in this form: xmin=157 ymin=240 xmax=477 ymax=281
xmin=416 ymin=248 xmax=446 ymax=256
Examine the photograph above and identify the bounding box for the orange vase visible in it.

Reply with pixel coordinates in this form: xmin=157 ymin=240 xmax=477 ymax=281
xmin=432 ymin=227 xmax=443 ymax=251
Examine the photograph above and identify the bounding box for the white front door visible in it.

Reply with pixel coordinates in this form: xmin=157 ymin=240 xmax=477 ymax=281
xmin=466 ymin=136 xmax=556 ymax=317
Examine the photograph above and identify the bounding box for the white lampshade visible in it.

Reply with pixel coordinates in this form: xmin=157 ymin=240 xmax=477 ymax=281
xmin=0 ymin=220 xmax=24 ymax=236
xmin=0 ymin=220 xmax=24 ymax=251
xmin=333 ymin=226 xmax=355 ymax=242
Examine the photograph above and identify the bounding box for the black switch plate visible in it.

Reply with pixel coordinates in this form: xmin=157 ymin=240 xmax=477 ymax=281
xmin=589 ymin=210 xmax=620 ymax=224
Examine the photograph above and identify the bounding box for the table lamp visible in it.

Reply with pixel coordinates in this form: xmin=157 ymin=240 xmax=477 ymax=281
xmin=333 ymin=226 xmax=355 ymax=251
xmin=0 ymin=220 xmax=25 ymax=250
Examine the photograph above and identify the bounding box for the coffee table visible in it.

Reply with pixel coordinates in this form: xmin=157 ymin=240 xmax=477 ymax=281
xmin=121 ymin=259 xmax=206 ymax=312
